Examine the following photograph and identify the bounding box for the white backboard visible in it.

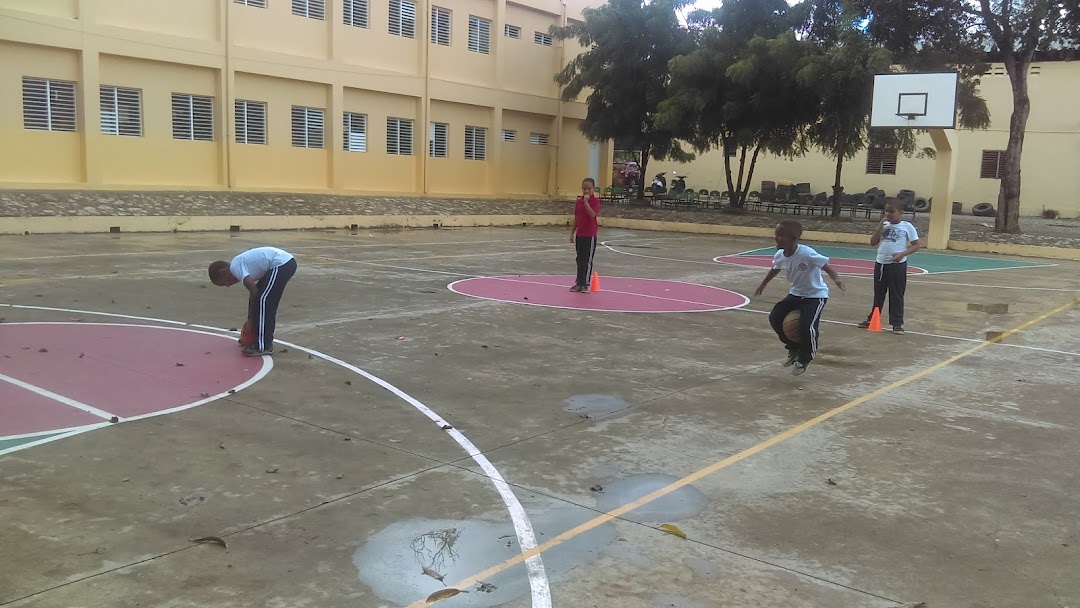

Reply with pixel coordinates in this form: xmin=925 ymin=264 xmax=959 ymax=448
xmin=871 ymin=72 xmax=958 ymax=129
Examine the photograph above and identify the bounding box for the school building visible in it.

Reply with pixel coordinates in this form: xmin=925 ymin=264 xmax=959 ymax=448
xmin=667 ymin=55 xmax=1080 ymax=218
xmin=0 ymin=0 xmax=610 ymax=198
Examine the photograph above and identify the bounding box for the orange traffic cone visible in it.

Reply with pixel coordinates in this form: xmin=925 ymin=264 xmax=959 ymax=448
xmin=589 ymin=271 xmax=601 ymax=292
xmin=867 ymin=307 xmax=883 ymax=332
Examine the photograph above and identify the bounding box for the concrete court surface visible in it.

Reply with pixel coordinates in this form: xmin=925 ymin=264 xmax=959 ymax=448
xmin=0 ymin=226 xmax=1078 ymax=608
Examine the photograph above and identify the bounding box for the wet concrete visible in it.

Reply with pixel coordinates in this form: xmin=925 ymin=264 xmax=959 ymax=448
xmin=0 ymin=227 xmax=1078 ymax=608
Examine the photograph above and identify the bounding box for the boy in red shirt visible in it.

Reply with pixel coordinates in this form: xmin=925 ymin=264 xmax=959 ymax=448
xmin=569 ymin=177 xmax=601 ymax=292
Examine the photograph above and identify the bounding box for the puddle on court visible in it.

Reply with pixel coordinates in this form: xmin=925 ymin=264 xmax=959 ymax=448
xmin=563 ymin=394 xmax=631 ymax=418
xmin=595 ymin=473 xmax=708 ymax=522
xmin=353 ymin=507 xmax=616 ymax=607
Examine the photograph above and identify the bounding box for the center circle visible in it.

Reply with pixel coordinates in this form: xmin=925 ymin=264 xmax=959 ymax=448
xmin=448 ymin=275 xmax=749 ymax=313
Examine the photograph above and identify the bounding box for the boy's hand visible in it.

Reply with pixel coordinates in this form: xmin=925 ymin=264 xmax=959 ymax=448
xmin=891 ymin=252 xmax=905 ymax=262
xmin=569 ymin=233 xmax=575 ymax=243
xmin=753 ymin=285 xmax=765 ymax=297
xmin=835 ymin=279 xmax=846 ymax=294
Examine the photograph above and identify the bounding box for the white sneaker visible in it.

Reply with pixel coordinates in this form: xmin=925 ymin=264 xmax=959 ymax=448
xmin=792 ymin=362 xmax=808 ymax=376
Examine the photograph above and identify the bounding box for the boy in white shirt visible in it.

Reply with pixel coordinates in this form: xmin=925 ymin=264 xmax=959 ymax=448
xmin=754 ymin=220 xmax=846 ymax=376
xmin=208 ymin=246 xmax=297 ymax=357
xmin=858 ymin=200 xmax=921 ymax=335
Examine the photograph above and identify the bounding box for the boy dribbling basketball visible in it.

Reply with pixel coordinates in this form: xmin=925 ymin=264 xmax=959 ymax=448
xmin=754 ymin=220 xmax=846 ymax=376
xmin=209 ymin=246 xmax=297 ymax=357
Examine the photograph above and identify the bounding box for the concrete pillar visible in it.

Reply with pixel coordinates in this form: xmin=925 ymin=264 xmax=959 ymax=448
xmin=329 ymin=83 xmax=343 ymax=190
xmin=78 ymin=0 xmax=101 ymax=185
xmin=490 ymin=106 xmax=503 ymax=194
xmin=927 ymin=128 xmax=958 ymax=250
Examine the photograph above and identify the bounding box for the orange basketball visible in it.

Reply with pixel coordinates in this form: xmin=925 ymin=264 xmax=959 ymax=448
xmin=783 ymin=311 xmax=801 ymax=343
xmin=239 ymin=320 xmax=257 ymax=347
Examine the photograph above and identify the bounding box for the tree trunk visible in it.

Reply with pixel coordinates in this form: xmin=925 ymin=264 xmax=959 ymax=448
xmin=741 ymin=146 xmax=762 ymax=206
xmin=830 ymin=152 xmax=844 ymax=218
xmin=637 ymin=146 xmax=650 ymax=201
xmin=722 ymin=138 xmax=738 ymax=207
xmin=734 ymin=145 xmax=748 ymax=205
xmin=996 ymin=55 xmax=1029 ymax=234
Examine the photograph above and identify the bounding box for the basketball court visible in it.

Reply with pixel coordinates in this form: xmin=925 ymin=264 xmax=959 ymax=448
xmin=1 ymin=225 xmax=1078 ymax=608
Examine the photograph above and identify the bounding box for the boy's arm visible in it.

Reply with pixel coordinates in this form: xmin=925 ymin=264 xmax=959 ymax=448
xmin=583 ymin=197 xmax=598 ymax=218
xmin=753 ymin=268 xmax=781 ymax=296
xmin=821 ymin=264 xmax=846 ymax=294
xmin=242 ymin=275 xmax=259 ymax=295
xmin=870 ymin=216 xmax=887 ymax=246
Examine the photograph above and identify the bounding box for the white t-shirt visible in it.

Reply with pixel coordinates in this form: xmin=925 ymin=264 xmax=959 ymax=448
xmin=230 ymin=247 xmax=294 ymax=282
xmin=877 ymin=221 xmax=920 ymax=264
xmin=773 ymin=244 xmax=830 ymax=298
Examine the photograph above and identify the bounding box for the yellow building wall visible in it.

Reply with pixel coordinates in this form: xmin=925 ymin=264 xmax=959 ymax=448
xmin=673 ymin=61 xmax=1080 ymax=217
xmin=339 ymin=88 xmax=420 ymax=193
xmin=427 ymin=100 xmax=492 ymax=194
xmin=0 ymin=41 xmax=83 ymax=185
xmin=97 ymin=54 xmax=222 ymax=187
xmin=0 ymin=0 xmax=605 ymax=199
xmin=499 ymin=110 xmax=553 ymax=194
xmin=97 ymin=0 xmax=221 ymax=42
xmin=232 ymin=73 xmax=329 ymax=190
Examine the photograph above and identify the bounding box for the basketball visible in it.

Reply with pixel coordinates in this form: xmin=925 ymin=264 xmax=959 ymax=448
xmin=239 ymin=320 xmax=257 ymax=347
xmin=783 ymin=310 xmax=801 ymax=343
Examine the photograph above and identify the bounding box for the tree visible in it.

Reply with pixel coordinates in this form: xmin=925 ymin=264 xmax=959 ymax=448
xmin=657 ymin=0 xmax=821 ymax=207
xmin=552 ymin=0 xmax=696 ymax=200
xmin=854 ymin=0 xmax=1080 ymax=233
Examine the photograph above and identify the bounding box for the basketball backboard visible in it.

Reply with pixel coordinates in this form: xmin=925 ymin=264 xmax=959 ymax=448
xmin=870 ymin=72 xmax=958 ymax=129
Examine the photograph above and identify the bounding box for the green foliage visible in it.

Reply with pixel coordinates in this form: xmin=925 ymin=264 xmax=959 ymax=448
xmin=552 ymin=0 xmax=696 ymax=197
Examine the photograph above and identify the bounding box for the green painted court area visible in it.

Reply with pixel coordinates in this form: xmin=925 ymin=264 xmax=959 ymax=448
xmin=739 ymin=245 xmax=1050 ymax=274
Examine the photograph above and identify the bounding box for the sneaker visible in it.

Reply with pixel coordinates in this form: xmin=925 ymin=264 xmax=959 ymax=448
xmin=569 ymin=285 xmax=583 ymax=292
xmin=242 ymin=345 xmax=273 ymax=357
xmin=783 ymin=351 xmax=798 ymax=367
xmin=857 ymin=320 xmax=870 ymax=329
xmin=892 ymin=326 xmax=905 ymax=335
xmin=792 ymin=362 xmax=808 ymax=376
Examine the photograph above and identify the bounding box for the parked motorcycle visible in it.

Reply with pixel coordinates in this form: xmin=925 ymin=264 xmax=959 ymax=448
xmin=670 ymin=173 xmax=688 ymax=195
xmin=650 ymin=172 xmax=668 ymax=197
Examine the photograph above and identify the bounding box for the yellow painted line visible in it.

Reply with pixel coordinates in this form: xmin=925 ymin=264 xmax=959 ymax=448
xmin=409 ymin=297 xmax=1080 ymax=606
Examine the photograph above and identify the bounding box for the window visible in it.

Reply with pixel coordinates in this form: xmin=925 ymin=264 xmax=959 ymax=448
xmin=465 ymin=126 xmax=486 ymax=160
xmin=430 ymin=6 xmax=451 ymax=46
xmin=429 ymin=122 xmax=448 ymax=158
xmin=865 ymin=147 xmax=897 ymax=175
xmin=344 ymin=0 xmax=368 ymax=27
xmin=468 ymin=15 xmax=491 ymax=54
xmin=534 ymin=31 xmax=552 ymax=47
xmin=292 ymin=0 xmax=325 ymax=19
xmin=171 ymin=93 xmax=214 ymax=141
xmin=387 ymin=117 xmax=413 ymax=155
xmin=22 ymin=77 xmax=76 ymax=132
xmin=235 ymin=0 xmax=266 ymax=6
xmin=343 ymin=112 xmax=367 ymax=152
xmin=505 ymin=24 xmax=520 ymax=39
xmin=501 ymin=129 xmax=516 ymax=142
xmin=100 ymin=85 xmax=142 ymax=137
xmin=980 ymin=150 xmax=1006 ymax=179
xmin=291 ymin=106 xmax=325 ymax=148
xmin=234 ymin=100 xmax=267 ymax=145
xmin=529 ymin=132 xmax=549 ymax=145
xmin=389 ymin=0 xmax=416 ymax=38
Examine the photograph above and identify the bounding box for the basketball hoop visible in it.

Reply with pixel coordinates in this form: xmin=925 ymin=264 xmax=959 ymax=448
xmin=897 ymin=112 xmax=920 ymax=122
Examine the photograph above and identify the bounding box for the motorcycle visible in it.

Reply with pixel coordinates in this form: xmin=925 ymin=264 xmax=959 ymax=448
xmin=650 ymin=172 xmax=668 ymax=197
xmin=670 ymin=173 xmax=688 ymax=195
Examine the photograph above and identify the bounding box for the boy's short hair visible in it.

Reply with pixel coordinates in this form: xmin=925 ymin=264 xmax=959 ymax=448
xmin=777 ymin=219 xmax=803 ymax=239
xmin=208 ymin=260 xmax=230 ymax=285
xmin=884 ymin=198 xmax=905 ymax=211
xmin=582 ymin=177 xmax=596 ymax=187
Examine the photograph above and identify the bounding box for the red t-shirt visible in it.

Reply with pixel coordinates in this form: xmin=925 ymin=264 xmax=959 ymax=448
xmin=574 ymin=194 xmax=601 ymax=237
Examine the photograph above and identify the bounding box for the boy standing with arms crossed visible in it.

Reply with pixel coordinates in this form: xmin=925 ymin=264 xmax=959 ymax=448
xmin=569 ymin=177 xmax=601 ymax=292
xmin=755 ymin=220 xmax=846 ymax=376
xmin=858 ymin=199 xmax=921 ymax=334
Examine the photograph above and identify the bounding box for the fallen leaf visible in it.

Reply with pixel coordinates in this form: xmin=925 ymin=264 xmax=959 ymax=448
xmin=336 ymin=474 xmax=344 ymax=480
xmin=38 ymin=348 xmax=48 ymax=353
xmin=481 ymin=345 xmax=488 ymax=348
xmin=659 ymin=523 xmax=687 ymax=539
xmin=227 ymin=389 xmax=235 ymax=394
xmin=79 ymin=353 xmax=85 ymax=358
xmin=425 ymin=588 xmax=464 ymax=603
xmin=200 ymin=392 xmax=211 ymax=398
xmin=421 ymin=566 xmax=445 ymax=582
xmin=280 ymin=348 xmax=289 ymax=353
xmin=308 ymin=354 xmax=314 ymax=359
xmin=266 ymin=467 xmax=279 ymax=474
xmin=826 ymin=478 xmax=837 ymax=486
xmin=345 ymin=380 xmax=352 ymax=386
xmin=896 ymin=603 xmax=926 ymax=608
xmin=190 ymin=536 xmax=228 ymax=551
xmin=476 ymin=582 xmax=496 ymax=593
xmin=589 ymin=485 xmax=603 ymax=492
xmin=441 ymin=424 xmax=453 ymax=430
xmin=175 ymin=362 xmax=184 ymax=367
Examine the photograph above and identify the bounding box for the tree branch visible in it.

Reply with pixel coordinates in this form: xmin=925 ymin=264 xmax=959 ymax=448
xmin=977 ymin=0 xmax=1009 ymax=45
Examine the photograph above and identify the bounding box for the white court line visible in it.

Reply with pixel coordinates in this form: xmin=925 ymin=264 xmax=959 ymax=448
xmin=0 ymin=424 xmax=111 ymax=457
xmin=735 ymin=307 xmax=1080 ymax=358
xmin=483 ymin=275 xmax=750 ymax=311
xmin=0 ymin=303 xmax=552 ymax=608
xmin=905 ymin=278 xmax=1080 ymax=291
xmin=1 ymin=236 xmax=560 ymax=262
xmin=0 ymin=372 xmax=118 ymax=421
xmin=599 ymin=241 xmax=720 ymax=266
